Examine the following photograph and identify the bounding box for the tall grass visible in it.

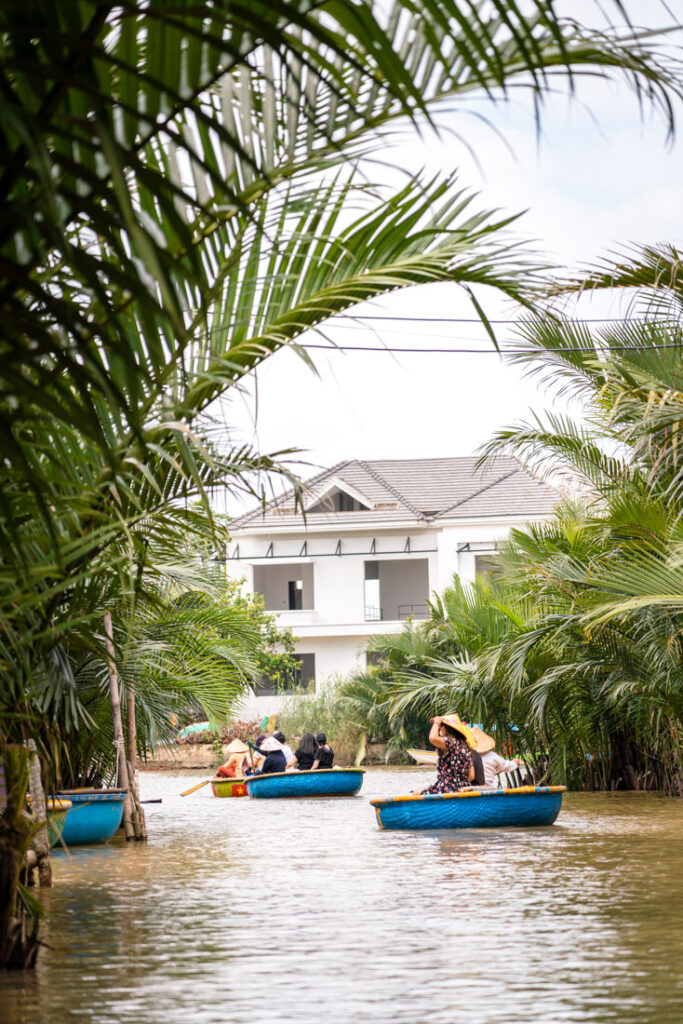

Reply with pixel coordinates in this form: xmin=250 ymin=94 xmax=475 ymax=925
xmin=277 ymin=678 xmax=365 ymax=765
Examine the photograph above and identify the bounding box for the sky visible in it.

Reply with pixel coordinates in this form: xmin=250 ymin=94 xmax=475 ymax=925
xmin=214 ymin=7 xmax=683 ymax=512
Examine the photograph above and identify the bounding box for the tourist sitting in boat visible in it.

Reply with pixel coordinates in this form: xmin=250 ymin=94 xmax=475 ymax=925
xmin=286 ymin=731 xmax=318 ymax=771
xmin=413 ymin=714 xmax=476 ymax=795
xmin=312 ymin=732 xmax=334 ymax=770
xmin=471 ymin=727 xmax=523 ymax=788
xmin=274 ymin=731 xmax=294 ymax=766
xmin=258 ymin=736 xmax=288 ymax=774
xmin=217 ymin=738 xmax=250 ymax=778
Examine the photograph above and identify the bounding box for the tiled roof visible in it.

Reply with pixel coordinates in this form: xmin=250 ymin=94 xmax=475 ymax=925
xmin=229 ymin=456 xmax=558 ymax=530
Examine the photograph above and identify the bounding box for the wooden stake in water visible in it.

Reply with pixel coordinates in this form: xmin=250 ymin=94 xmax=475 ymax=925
xmin=104 ymin=611 xmax=135 ymax=842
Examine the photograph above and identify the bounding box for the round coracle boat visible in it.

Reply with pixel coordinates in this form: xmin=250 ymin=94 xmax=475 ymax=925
xmin=245 ymin=768 xmax=365 ymax=799
xmin=54 ymin=788 xmax=127 ymax=845
xmin=211 ymin=777 xmax=248 ymax=798
xmin=371 ymin=785 xmax=566 ymax=830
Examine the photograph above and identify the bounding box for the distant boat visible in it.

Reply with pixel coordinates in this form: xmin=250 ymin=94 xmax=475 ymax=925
xmin=371 ymin=785 xmax=566 ymax=830
xmin=406 ymin=748 xmax=438 ymax=766
xmin=210 ymin=776 xmax=248 ymax=798
xmin=246 ymin=769 xmax=365 ymax=799
xmin=54 ymin=788 xmax=126 ymax=845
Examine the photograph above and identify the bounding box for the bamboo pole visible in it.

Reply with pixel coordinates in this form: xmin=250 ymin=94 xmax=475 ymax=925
xmin=125 ymin=680 xmax=146 ymax=840
xmin=103 ymin=611 xmax=135 ymax=841
xmin=26 ymin=740 xmax=51 ymax=887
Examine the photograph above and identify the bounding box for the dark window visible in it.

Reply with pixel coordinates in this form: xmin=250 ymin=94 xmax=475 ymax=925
xmin=475 ymin=554 xmax=502 ymax=578
xmin=288 ymin=579 xmax=303 ymax=609
xmin=292 ymin=652 xmax=316 ymax=689
xmin=366 ymin=650 xmax=384 ymax=668
xmin=309 ymin=489 xmax=369 ymax=513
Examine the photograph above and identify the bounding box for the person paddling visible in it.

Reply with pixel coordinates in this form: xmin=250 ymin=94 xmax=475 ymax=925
xmin=256 ymin=735 xmax=287 ymax=775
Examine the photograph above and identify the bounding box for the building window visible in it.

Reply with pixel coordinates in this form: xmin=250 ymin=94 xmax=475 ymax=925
xmin=364 ymin=561 xmax=381 ymax=621
xmin=309 ymin=488 xmax=369 ymax=513
xmin=288 ymin=579 xmax=303 ymax=609
xmin=255 ymin=653 xmax=316 ymax=695
xmin=292 ymin=652 xmax=316 ymax=690
xmin=474 ymin=554 xmax=502 ymax=578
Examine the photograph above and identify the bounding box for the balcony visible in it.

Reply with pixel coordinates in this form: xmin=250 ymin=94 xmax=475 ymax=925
xmin=253 ymin=562 xmax=314 ymax=612
xmin=364 ymin=558 xmax=429 ymax=622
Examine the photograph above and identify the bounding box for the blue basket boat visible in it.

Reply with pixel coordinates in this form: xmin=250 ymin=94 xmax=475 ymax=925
xmin=54 ymin=788 xmax=127 ymax=845
xmin=371 ymin=786 xmax=566 ymax=831
xmin=246 ymin=769 xmax=365 ymax=799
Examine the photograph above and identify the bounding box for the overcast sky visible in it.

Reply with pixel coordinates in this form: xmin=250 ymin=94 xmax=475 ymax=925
xmin=214 ymin=11 xmax=683 ymax=511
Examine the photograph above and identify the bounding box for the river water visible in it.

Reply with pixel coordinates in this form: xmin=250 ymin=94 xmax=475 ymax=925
xmin=2 ymin=769 xmax=683 ymax=1024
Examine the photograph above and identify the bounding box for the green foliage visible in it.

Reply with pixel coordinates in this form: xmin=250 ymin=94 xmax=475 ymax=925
xmin=226 ymin=584 xmax=300 ymax=694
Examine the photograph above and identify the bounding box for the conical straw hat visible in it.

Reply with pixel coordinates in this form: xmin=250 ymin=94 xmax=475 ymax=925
xmin=441 ymin=713 xmax=476 ymax=749
xmin=225 ymin=738 xmax=249 ymax=754
xmin=470 ymin=726 xmax=496 ymax=754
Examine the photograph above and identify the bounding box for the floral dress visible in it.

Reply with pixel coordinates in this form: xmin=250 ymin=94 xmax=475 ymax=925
xmin=423 ymin=737 xmax=472 ymax=794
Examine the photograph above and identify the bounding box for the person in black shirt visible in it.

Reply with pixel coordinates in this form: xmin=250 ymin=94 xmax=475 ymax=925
xmin=287 ymin=731 xmax=317 ymax=771
xmin=258 ymin=736 xmax=287 ymax=774
xmin=312 ymin=732 xmax=334 ymax=770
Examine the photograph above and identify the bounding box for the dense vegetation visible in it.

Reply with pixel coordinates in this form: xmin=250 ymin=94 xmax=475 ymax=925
xmin=350 ymin=260 xmax=683 ymax=793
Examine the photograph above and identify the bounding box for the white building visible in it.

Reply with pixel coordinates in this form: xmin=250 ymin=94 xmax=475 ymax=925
xmin=225 ymin=456 xmax=558 ymax=714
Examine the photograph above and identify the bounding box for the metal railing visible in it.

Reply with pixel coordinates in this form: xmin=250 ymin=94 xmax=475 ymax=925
xmin=364 ymin=605 xmax=383 ymax=622
xmin=398 ymin=604 xmax=428 ymax=620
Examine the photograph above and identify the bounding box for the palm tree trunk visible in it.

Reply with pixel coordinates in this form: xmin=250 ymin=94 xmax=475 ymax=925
xmin=0 ymin=745 xmax=42 ymax=968
xmin=26 ymin=740 xmax=51 ymax=887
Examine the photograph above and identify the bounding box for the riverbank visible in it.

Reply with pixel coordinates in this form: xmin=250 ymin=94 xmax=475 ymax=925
xmin=4 ymin=770 xmax=683 ymax=1024
xmin=143 ymin=742 xmax=397 ymax=770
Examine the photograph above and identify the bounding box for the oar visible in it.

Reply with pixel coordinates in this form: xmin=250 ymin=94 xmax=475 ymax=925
xmin=180 ymin=778 xmax=212 ymax=797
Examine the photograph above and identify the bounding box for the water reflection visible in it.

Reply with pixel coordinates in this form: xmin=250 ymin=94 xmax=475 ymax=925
xmin=2 ymin=773 xmax=682 ymax=1024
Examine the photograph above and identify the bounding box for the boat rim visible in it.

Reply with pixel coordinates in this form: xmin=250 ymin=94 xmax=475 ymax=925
xmin=370 ymin=785 xmax=566 ymax=806
xmin=246 ymin=768 xmax=365 ymax=783
xmin=55 ymin=787 xmax=127 ymax=796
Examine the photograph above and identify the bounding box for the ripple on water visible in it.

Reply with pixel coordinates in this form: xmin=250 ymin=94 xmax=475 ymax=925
xmin=1 ymin=773 xmax=683 ymax=1024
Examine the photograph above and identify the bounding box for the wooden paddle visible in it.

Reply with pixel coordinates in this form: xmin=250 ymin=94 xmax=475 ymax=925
xmin=180 ymin=778 xmax=212 ymax=797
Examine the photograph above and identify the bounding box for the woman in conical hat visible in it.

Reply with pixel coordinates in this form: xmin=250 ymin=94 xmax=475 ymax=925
xmin=413 ymin=713 xmax=475 ymax=795
xmin=471 ymin=727 xmax=523 ymax=789
xmin=218 ymin=738 xmax=250 ymax=779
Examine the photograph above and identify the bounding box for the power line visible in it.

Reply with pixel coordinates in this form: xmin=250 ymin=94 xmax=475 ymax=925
xmin=332 ymin=314 xmax=678 ymax=324
xmin=298 ymin=341 xmax=683 ymax=354
xmin=204 ymin=313 xmax=679 ymax=336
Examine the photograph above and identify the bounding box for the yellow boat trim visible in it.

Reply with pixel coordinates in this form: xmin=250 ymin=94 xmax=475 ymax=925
xmin=370 ymin=785 xmax=566 ymax=807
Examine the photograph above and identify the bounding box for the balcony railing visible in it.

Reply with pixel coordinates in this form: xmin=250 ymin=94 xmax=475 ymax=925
xmin=364 ymin=605 xmax=383 ymax=622
xmin=398 ymin=603 xmax=428 ymax=620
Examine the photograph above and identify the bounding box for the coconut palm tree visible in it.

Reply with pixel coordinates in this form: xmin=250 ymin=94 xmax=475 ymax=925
xmin=3 ymin=2 xmax=683 ymax=965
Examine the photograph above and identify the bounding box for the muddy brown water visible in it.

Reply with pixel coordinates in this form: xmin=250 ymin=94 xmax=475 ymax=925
xmin=2 ymin=769 xmax=683 ymax=1024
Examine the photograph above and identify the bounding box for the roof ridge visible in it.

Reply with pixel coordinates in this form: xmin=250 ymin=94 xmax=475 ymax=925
xmin=357 ymin=459 xmax=428 ymax=521
xmin=434 ymin=466 xmax=520 ymax=519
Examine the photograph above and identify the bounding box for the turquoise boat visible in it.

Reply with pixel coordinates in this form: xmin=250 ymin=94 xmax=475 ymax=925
xmin=55 ymin=788 xmax=127 ymax=845
xmin=371 ymin=785 xmax=566 ymax=830
xmin=246 ymin=769 xmax=364 ymax=799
